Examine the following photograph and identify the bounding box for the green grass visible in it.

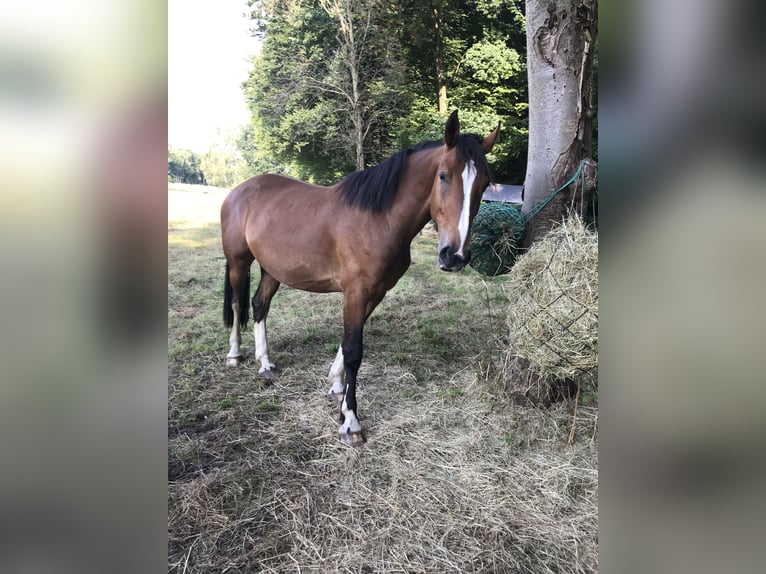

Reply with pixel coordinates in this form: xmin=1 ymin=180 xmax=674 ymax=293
xmin=435 ymin=385 xmax=463 ymax=400
xmin=253 ymin=398 xmax=280 ymax=412
xmin=217 ymin=396 xmax=236 ymax=410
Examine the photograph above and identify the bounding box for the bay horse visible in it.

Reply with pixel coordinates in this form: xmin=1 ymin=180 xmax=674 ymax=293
xmin=221 ymin=110 xmax=499 ymax=446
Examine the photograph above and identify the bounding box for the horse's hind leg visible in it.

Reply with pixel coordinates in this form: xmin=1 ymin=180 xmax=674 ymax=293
xmin=252 ymin=268 xmax=280 ymax=378
xmin=224 ymin=258 xmax=252 ymax=367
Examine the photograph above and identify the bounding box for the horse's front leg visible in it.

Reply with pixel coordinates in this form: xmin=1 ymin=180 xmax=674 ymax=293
xmin=337 ymin=289 xmax=367 ymax=447
xmin=335 ymin=288 xmax=386 ymax=446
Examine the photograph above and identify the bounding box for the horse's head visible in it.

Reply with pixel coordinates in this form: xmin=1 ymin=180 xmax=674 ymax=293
xmin=430 ymin=110 xmax=499 ymax=272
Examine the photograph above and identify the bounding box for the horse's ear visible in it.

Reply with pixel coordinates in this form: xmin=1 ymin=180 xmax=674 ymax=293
xmin=444 ymin=110 xmax=460 ymax=148
xmin=482 ymin=122 xmax=500 ymax=153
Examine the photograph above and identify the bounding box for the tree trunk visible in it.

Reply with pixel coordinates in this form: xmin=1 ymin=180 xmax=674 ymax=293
xmin=438 ymin=85 xmax=447 ymax=115
xmin=431 ymin=1 xmax=447 ymax=114
xmin=349 ymin=43 xmax=365 ymax=171
xmin=522 ymin=0 xmax=597 ymax=247
xmin=353 ymin=106 xmax=365 ymax=171
xmin=322 ymin=0 xmax=367 ymax=170
xmin=344 ymin=4 xmax=366 ymax=171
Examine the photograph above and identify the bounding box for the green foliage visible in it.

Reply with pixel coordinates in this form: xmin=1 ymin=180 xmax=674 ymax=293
xmin=242 ymin=4 xmax=346 ymax=182
xmin=389 ymin=99 xmax=449 ymax=148
xmin=170 ymin=132 xmax=256 ymax=189
xmin=241 ymin=0 xmax=410 ymax=183
xmin=241 ymin=0 xmax=531 ymax=183
xmin=464 ymin=40 xmax=522 ymax=84
xmin=199 ymin=130 xmax=250 ymax=188
xmin=199 ymin=151 xmax=236 ymax=189
xmin=237 ymin=124 xmax=286 ymax=179
xmin=168 ymin=146 xmax=205 ymax=184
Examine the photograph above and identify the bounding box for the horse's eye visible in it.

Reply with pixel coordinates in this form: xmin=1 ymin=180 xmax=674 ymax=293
xmin=439 ymin=172 xmax=446 ymax=182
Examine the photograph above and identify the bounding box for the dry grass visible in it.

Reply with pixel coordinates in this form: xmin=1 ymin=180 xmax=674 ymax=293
xmin=507 ymin=215 xmax=598 ymax=384
xmin=168 ymin=185 xmax=598 ymax=573
xmin=168 ymin=363 xmax=598 ymax=573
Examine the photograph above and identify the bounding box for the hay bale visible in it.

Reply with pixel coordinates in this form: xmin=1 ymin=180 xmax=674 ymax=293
xmin=469 ymin=202 xmax=526 ymax=276
xmin=506 ymin=215 xmax=598 ymax=384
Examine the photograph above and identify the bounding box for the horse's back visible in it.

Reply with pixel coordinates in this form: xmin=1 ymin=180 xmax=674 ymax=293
xmin=221 ymin=174 xmax=345 ymax=290
xmin=222 ymin=173 xmax=328 ymax=212
xmin=223 ymin=174 xmax=322 ymax=227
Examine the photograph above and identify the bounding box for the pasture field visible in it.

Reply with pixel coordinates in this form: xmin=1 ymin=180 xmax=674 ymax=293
xmin=168 ymin=184 xmax=598 ymax=573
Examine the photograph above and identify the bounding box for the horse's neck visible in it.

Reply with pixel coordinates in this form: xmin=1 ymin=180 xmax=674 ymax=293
xmin=387 ymin=150 xmax=438 ymax=242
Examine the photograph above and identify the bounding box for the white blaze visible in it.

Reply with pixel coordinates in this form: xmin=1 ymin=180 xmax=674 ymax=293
xmin=457 ymin=160 xmax=476 ymax=256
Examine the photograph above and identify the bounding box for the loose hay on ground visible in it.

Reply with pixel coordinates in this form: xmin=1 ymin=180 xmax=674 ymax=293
xmin=169 ymin=363 xmax=598 ymax=574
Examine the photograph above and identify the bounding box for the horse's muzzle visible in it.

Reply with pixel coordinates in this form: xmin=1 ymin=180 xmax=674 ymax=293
xmin=438 ymin=245 xmax=471 ymax=272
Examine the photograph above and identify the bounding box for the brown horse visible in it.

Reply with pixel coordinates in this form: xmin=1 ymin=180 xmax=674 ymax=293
xmin=221 ymin=110 xmax=499 ymax=446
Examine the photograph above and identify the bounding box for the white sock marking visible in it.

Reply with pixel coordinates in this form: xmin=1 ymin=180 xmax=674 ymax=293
xmin=457 ymin=160 xmax=476 ymax=256
xmin=254 ymin=320 xmax=275 ymax=373
xmin=227 ymin=303 xmax=241 ymax=358
xmin=340 ymin=397 xmax=362 ymax=434
xmin=328 ymin=346 xmax=345 ymax=395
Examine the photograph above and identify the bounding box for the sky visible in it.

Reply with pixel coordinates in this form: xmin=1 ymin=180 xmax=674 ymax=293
xmin=168 ymin=0 xmax=261 ymax=153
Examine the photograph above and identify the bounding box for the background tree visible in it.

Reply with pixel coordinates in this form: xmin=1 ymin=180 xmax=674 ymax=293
xmin=240 ymin=0 xmax=535 ymax=184
xmin=199 ymin=130 xmax=250 ymax=188
xmin=168 ymin=146 xmax=205 ymax=184
xmin=521 ymin=0 xmax=598 ymax=245
xmin=317 ymin=0 xmax=407 ymax=171
xmin=242 ymin=1 xmax=341 ymax=182
xmin=431 ymin=1 xmax=447 ymax=113
xmin=242 ymin=0 xmax=409 ymax=183
xmin=236 ymin=124 xmax=286 ymax=178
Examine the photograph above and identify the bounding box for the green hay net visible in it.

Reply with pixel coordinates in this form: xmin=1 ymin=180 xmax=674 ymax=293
xmin=469 ymin=202 xmax=526 ymax=276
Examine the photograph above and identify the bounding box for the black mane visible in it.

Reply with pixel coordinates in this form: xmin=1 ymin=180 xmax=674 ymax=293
xmin=336 ymin=134 xmax=492 ymax=213
xmin=454 ymin=133 xmax=493 ymax=188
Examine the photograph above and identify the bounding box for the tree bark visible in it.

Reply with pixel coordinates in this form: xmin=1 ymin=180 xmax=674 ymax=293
xmin=522 ymin=0 xmax=597 ymax=247
xmin=322 ymin=0 xmax=367 ymax=170
xmin=431 ymin=1 xmax=448 ymax=114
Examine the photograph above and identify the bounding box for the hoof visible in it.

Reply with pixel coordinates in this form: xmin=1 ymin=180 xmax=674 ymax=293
xmin=259 ymin=368 xmax=277 ymax=380
xmin=225 ymin=356 xmax=241 ymax=367
xmin=339 ymin=430 xmax=365 ymax=447
xmin=328 ymin=391 xmax=344 ymax=405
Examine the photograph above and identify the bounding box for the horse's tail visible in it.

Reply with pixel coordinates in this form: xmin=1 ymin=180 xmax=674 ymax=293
xmin=223 ymin=262 xmax=234 ymax=328
xmin=223 ymin=262 xmax=251 ymax=329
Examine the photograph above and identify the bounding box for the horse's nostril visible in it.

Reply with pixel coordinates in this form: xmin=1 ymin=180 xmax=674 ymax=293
xmin=438 ymin=247 xmax=452 ymax=266
xmin=439 ymin=245 xmax=465 ymax=271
